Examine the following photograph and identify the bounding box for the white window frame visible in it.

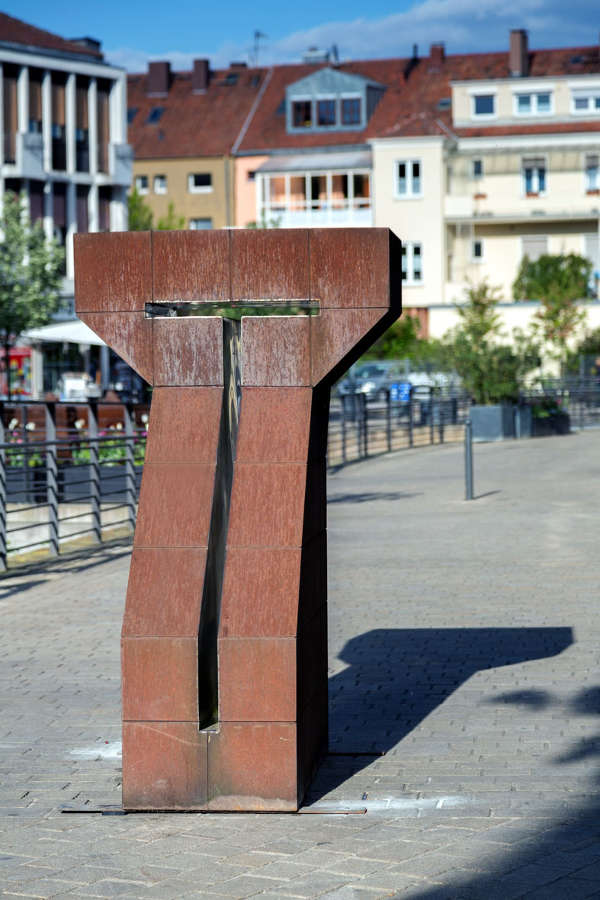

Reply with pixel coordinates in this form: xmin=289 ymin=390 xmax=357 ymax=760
xmin=135 ymin=174 xmax=148 ymax=195
xmin=189 ymin=218 xmax=213 ymax=230
xmin=571 ymin=89 xmax=600 ymax=116
xmin=585 ymin=154 xmax=599 ymax=193
xmin=188 ymin=173 xmax=213 ymax=194
xmin=470 ymin=92 xmax=497 ymax=120
xmin=153 ymin=174 xmax=167 ymax=194
xmin=401 ymin=242 xmax=423 ymax=285
xmin=522 ymin=156 xmax=547 ymax=197
xmin=471 ymin=238 xmax=484 ymax=263
xmin=513 ymin=91 xmax=554 ymax=117
xmin=395 ymin=159 xmax=422 ymax=199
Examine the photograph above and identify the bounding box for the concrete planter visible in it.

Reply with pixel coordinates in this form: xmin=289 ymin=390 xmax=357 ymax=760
xmin=470 ymin=404 xmax=515 ymax=442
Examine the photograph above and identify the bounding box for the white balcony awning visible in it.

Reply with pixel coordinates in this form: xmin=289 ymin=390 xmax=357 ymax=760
xmin=22 ymin=319 xmax=105 ymax=347
xmin=257 ymin=151 xmax=372 ymax=174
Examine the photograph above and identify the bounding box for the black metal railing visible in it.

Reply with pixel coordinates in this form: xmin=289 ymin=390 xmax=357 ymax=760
xmin=0 ymin=401 xmax=146 ymax=570
xmin=327 ymin=388 xmax=470 ymax=467
xmin=2 ymin=380 xmax=599 ymax=568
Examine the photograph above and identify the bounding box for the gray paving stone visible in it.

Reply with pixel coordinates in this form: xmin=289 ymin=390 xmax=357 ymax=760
xmin=3 ymin=434 xmax=600 ymax=898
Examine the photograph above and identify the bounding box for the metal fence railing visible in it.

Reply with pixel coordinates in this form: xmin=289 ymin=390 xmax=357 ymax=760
xmin=327 ymin=388 xmax=470 ymax=468
xmin=0 ymin=400 xmax=147 ymax=570
xmin=2 ymin=380 xmax=600 ymax=568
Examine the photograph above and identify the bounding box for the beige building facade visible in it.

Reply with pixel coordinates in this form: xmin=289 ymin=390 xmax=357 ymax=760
xmin=132 ymin=156 xmax=236 ymax=229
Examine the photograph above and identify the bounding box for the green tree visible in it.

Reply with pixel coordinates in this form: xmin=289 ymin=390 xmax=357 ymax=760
xmin=363 ymin=315 xmax=449 ymax=370
xmin=565 ymin=327 xmax=600 ymax=375
xmin=156 ymin=202 xmax=186 ymax=231
xmin=444 ymin=281 xmax=539 ymax=405
xmin=127 ymin=187 xmax=154 ymax=231
xmin=0 ymin=192 xmax=64 ymax=399
xmin=513 ymin=253 xmax=591 ymax=370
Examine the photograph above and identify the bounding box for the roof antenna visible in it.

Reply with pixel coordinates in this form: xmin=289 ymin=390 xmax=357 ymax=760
xmin=252 ymin=30 xmax=267 ymax=66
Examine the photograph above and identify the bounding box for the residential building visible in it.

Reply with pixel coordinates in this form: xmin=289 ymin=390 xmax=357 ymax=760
xmin=0 ymin=12 xmax=131 ymax=396
xmin=368 ymin=32 xmax=600 ymax=337
xmin=127 ymin=60 xmax=268 ymax=230
xmin=234 ymin=58 xmax=408 ymax=231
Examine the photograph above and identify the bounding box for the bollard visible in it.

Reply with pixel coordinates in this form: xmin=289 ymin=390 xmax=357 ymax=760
xmin=386 ymin=389 xmax=392 ymax=452
xmin=464 ymin=417 xmax=474 ymax=501
xmin=87 ymin=401 xmax=101 ymax=544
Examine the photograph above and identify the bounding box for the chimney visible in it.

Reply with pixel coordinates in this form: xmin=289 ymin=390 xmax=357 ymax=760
xmin=229 ymin=61 xmax=247 ymax=69
xmin=404 ymin=44 xmax=419 ymax=80
xmin=192 ymin=58 xmax=209 ymax=92
xmin=429 ymin=42 xmax=445 ymax=69
xmin=147 ymin=61 xmax=171 ymax=96
xmin=509 ymin=29 xmax=529 ymax=77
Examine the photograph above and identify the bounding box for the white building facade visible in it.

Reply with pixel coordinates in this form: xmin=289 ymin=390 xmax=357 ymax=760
xmin=370 ymin=32 xmax=600 ymax=339
xmin=0 ymin=14 xmax=131 ymax=319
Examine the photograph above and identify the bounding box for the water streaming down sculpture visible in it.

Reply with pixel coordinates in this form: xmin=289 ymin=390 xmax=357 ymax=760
xmin=74 ymin=228 xmax=402 ymax=810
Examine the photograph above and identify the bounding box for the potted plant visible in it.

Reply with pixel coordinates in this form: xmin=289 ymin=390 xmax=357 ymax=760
xmin=444 ymin=282 xmax=540 ymax=441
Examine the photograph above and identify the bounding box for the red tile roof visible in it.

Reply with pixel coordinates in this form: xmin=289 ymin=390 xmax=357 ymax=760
xmin=127 ymin=68 xmax=268 ymax=158
xmin=237 ymin=59 xmax=409 ymax=152
xmin=366 ymin=46 xmax=600 ymax=140
xmin=0 ymin=12 xmax=103 ymax=60
xmin=128 ymin=41 xmax=600 ymax=159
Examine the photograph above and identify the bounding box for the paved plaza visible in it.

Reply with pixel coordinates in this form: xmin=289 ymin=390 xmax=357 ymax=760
xmin=1 ymin=431 xmax=600 ymax=898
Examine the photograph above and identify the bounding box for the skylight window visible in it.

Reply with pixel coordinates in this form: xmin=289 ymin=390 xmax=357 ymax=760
xmin=127 ymin=107 xmax=138 ymax=124
xmin=146 ymin=106 xmax=164 ymax=124
xmin=225 ymin=73 xmax=239 ymax=86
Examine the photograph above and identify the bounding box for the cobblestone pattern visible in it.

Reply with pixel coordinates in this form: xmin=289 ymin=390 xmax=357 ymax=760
xmin=1 ymin=432 xmax=600 ymax=897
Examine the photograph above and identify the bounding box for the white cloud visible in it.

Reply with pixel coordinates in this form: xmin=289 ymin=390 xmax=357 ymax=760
xmin=106 ymin=0 xmax=595 ymax=71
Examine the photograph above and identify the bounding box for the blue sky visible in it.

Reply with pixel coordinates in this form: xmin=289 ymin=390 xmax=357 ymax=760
xmin=6 ymin=0 xmax=597 ymax=71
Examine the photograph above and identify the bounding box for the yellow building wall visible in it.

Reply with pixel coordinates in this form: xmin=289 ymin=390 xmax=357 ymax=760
xmin=131 ymin=157 xmax=235 ymax=229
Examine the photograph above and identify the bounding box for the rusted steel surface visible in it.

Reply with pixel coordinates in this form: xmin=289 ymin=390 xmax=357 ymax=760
xmin=74 ymin=228 xmax=401 ymax=811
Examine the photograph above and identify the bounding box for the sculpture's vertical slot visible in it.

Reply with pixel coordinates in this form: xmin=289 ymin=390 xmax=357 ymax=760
xmin=197 ymin=318 xmax=242 ymax=728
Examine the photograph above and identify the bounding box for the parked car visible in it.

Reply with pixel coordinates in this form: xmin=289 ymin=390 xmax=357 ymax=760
xmin=337 ymin=360 xmax=407 ymax=401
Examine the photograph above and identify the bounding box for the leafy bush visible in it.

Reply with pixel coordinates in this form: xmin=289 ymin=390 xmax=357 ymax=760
xmin=444 ymin=282 xmax=540 ymax=405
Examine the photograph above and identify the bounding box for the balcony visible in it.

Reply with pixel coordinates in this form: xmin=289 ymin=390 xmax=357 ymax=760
xmin=261 ymin=202 xmax=372 ymax=228
xmin=257 ymin=165 xmax=372 ymax=229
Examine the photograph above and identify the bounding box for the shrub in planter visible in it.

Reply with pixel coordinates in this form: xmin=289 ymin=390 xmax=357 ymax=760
xmin=443 ymin=282 xmax=540 ymax=439
xmin=531 ymin=397 xmax=570 ymax=437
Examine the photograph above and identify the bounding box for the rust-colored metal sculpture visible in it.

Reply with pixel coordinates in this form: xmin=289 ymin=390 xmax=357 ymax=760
xmin=74 ymin=228 xmax=401 ymax=811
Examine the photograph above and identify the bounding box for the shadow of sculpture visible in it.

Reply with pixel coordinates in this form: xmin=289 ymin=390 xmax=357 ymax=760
xmin=411 ymin=684 xmax=600 ymax=898
xmin=306 ymin=626 xmax=572 ymax=801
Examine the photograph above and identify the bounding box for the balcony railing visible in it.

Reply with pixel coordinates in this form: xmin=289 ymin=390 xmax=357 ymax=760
xmin=259 ymin=201 xmax=372 ymax=228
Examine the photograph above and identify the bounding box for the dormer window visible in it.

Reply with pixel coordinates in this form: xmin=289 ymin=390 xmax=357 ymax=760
xmin=514 ymin=91 xmax=553 ymax=116
xmin=286 ymin=68 xmax=382 ymax=134
xmin=317 ymin=99 xmax=336 ymax=125
xmin=292 ymin=100 xmax=312 ymax=128
xmin=472 ymin=93 xmax=496 ymax=118
xmin=571 ymin=89 xmax=600 ymax=115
